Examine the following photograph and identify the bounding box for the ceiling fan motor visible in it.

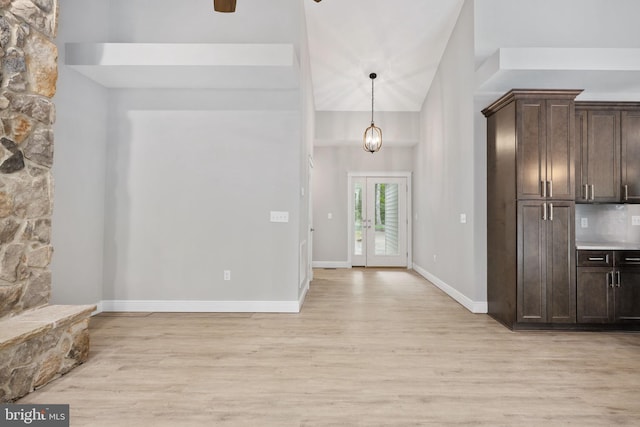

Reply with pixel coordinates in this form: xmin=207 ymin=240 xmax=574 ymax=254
xmin=214 ymin=0 xmax=321 ymax=13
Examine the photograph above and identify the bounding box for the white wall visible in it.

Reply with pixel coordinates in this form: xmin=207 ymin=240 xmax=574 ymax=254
xmin=103 ymin=98 xmax=300 ymax=302
xmin=52 ymin=0 xmax=311 ymax=309
xmin=412 ymin=0 xmax=485 ymax=311
xmin=50 ymin=0 xmax=109 ymax=305
xmin=107 ymin=0 xmax=301 ymax=48
xmin=312 ymin=146 xmax=414 ymax=264
xmin=475 ymin=0 xmax=640 ymax=66
xmin=299 ymin=5 xmax=315 ymax=299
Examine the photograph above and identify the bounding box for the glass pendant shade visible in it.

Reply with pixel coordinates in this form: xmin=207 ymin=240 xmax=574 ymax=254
xmin=363 ymin=72 xmax=382 ymax=153
xmin=363 ymin=123 xmax=382 ymax=153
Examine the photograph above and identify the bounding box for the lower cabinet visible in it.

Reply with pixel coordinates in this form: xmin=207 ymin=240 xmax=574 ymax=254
xmin=577 ymin=267 xmax=612 ymax=323
xmin=577 ymin=250 xmax=640 ymax=324
xmin=518 ymin=201 xmax=575 ymax=323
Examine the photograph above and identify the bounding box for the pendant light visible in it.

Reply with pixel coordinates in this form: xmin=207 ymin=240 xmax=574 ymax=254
xmin=363 ymin=72 xmax=382 ymax=153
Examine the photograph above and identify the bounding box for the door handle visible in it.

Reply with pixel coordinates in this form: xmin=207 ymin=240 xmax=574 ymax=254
xmin=616 ymin=271 xmax=621 ymax=287
xmin=583 ymin=184 xmax=588 ymax=200
xmin=541 ymin=181 xmax=547 ymax=198
xmin=542 ymin=203 xmax=547 ymax=221
xmin=549 ymin=203 xmax=553 ymax=221
xmin=590 ymin=184 xmax=595 ymax=201
xmin=624 ymin=184 xmax=629 ymax=201
xmin=607 ymin=272 xmax=613 ymax=288
xmin=588 ymin=257 xmax=605 ymax=261
xmin=548 ymin=180 xmax=553 ymax=198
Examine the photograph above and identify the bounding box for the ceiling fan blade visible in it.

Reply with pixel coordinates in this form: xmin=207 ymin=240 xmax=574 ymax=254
xmin=213 ymin=0 xmax=236 ymax=13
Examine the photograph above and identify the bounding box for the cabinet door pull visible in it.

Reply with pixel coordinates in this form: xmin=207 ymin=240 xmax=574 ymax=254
xmin=549 ymin=203 xmax=553 ymax=221
xmin=625 ymin=257 xmax=640 ymax=262
xmin=541 ymin=181 xmax=547 ymax=198
xmin=583 ymin=184 xmax=589 ymax=200
xmin=590 ymin=184 xmax=595 ymax=201
xmin=624 ymin=184 xmax=629 ymax=201
xmin=588 ymin=257 xmax=605 ymax=261
xmin=607 ymin=272 xmax=613 ymax=288
xmin=616 ymin=271 xmax=621 ymax=287
xmin=548 ymin=180 xmax=553 ymax=198
xmin=542 ymin=203 xmax=547 ymax=221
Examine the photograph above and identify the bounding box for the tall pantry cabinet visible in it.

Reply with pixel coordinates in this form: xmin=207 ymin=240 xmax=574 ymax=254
xmin=483 ymin=90 xmax=582 ymax=329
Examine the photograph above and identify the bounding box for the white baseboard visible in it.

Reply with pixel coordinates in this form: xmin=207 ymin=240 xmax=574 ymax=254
xmin=99 ymin=299 xmax=301 ymax=313
xmin=91 ymin=301 xmax=104 ymax=316
xmin=298 ymin=281 xmax=309 ymax=310
xmin=413 ymin=264 xmax=488 ymax=314
xmin=312 ymin=261 xmax=352 ymax=269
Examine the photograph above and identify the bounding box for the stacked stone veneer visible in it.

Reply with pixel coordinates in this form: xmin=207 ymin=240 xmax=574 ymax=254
xmin=0 ymin=0 xmax=94 ymax=402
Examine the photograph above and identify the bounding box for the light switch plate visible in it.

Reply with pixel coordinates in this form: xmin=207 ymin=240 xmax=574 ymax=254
xmin=581 ymin=218 xmax=588 ymax=228
xmin=460 ymin=214 xmax=467 ymax=224
xmin=270 ymin=211 xmax=289 ymax=223
xmin=632 ymin=216 xmax=640 ymax=226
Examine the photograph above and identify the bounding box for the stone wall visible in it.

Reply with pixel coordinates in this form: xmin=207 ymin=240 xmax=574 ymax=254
xmin=0 ymin=0 xmax=58 ymax=320
xmin=0 ymin=304 xmax=94 ymax=402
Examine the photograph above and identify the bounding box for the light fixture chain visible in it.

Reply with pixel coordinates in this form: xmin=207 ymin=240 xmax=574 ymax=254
xmin=371 ymin=76 xmax=375 ymax=124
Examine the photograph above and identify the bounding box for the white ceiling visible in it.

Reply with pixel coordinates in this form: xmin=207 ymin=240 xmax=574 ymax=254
xmin=303 ymin=0 xmax=464 ymax=112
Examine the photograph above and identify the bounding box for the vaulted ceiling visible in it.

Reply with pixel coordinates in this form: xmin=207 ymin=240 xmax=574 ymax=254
xmin=303 ymin=0 xmax=464 ymax=112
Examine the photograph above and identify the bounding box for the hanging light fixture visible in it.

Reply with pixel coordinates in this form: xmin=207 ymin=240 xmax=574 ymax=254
xmin=363 ymin=72 xmax=382 ymax=153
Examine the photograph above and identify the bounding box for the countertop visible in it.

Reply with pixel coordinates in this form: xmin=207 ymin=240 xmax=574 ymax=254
xmin=576 ymin=242 xmax=640 ymax=251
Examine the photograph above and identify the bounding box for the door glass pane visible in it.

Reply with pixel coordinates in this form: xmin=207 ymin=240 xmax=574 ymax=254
xmin=375 ymin=183 xmax=399 ymax=256
xmin=354 ymin=183 xmax=363 ymax=255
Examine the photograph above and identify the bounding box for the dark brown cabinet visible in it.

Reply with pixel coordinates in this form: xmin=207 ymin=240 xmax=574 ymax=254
xmin=518 ymin=99 xmax=575 ymax=200
xmin=575 ymin=102 xmax=640 ymax=204
xmin=577 ymin=250 xmax=640 ymax=324
xmin=575 ymin=106 xmax=620 ymax=202
xmin=518 ymin=201 xmax=575 ymax=323
xmin=484 ymin=90 xmax=580 ymax=329
xmin=621 ymin=110 xmax=640 ymax=202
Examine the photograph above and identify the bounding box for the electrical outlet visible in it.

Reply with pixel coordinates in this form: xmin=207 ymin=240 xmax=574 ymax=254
xmin=270 ymin=211 xmax=289 ymax=223
xmin=581 ymin=218 xmax=589 ymax=228
xmin=633 ymin=216 xmax=640 ymax=226
xmin=224 ymin=270 xmax=231 ymax=281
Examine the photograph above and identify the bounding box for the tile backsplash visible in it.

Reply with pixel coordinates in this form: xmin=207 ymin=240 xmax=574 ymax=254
xmin=575 ymin=204 xmax=640 ymax=244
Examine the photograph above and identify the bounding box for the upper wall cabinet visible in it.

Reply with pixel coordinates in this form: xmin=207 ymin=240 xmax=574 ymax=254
xmin=622 ymin=110 xmax=640 ymax=202
xmin=576 ymin=102 xmax=640 ymax=204
xmin=517 ymin=98 xmax=576 ymax=201
xmin=575 ymin=107 xmax=620 ymax=203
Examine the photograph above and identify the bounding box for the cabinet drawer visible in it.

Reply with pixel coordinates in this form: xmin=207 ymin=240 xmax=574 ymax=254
xmin=616 ymin=251 xmax=640 ymax=267
xmin=577 ymin=250 xmax=613 ymax=267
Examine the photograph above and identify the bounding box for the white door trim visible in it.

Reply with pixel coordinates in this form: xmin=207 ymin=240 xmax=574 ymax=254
xmin=347 ymin=171 xmax=412 ymax=268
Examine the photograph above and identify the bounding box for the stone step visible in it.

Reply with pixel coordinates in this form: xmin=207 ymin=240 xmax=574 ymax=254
xmin=0 ymin=304 xmax=95 ymax=402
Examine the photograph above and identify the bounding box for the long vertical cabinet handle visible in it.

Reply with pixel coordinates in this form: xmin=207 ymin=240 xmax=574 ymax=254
xmin=583 ymin=184 xmax=589 ymax=200
xmin=549 ymin=203 xmax=553 ymax=221
xmin=542 ymin=203 xmax=547 ymax=221
xmin=607 ymin=272 xmax=613 ymax=288
xmin=616 ymin=271 xmax=621 ymax=288
xmin=590 ymin=184 xmax=595 ymax=201
xmin=541 ymin=181 xmax=547 ymax=198
xmin=548 ymin=180 xmax=553 ymax=198
xmin=624 ymin=185 xmax=629 ymax=201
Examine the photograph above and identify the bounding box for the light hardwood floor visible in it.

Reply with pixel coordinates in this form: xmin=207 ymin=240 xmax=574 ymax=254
xmin=19 ymin=268 xmax=640 ymax=426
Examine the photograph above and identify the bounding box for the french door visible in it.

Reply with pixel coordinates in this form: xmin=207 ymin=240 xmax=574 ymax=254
xmin=351 ymin=176 xmax=408 ymax=267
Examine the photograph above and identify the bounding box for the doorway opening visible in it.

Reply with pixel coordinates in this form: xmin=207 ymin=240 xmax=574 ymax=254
xmin=348 ymin=173 xmax=411 ymax=267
